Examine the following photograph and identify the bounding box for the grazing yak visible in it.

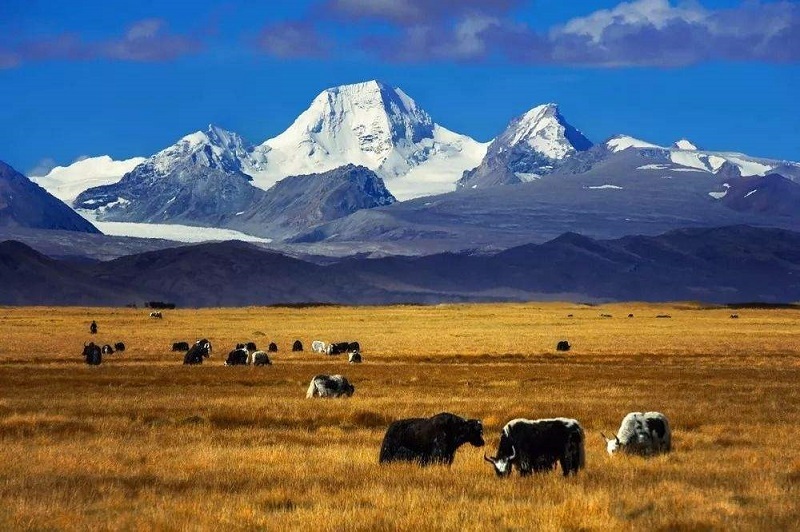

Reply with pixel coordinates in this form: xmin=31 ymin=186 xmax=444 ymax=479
xmin=292 ymin=340 xmax=304 ymax=352
xmin=348 ymin=351 xmax=362 ymax=364
xmin=246 ymin=341 xmax=257 ymax=352
xmin=172 ymin=341 xmax=190 ymax=352
xmin=603 ymin=411 xmax=671 ymax=456
xmin=82 ymin=342 xmax=102 ymax=365
xmin=556 ymin=340 xmax=571 ymax=352
xmin=306 ymin=375 xmax=355 ymax=398
xmin=149 ymin=311 xmax=163 ymax=319
xmin=311 ymin=340 xmax=327 ymax=354
xmin=225 ymin=348 xmax=249 ymax=366
xmin=379 ymin=413 xmax=485 ymax=466
xmin=326 ymin=342 xmax=351 ymax=355
xmin=268 ymin=342 xmax=278 ymax=353
xmin=250 ymin=351 xmax=271 ymax=366
xmin=114 ymin=342 xmax=125 ymax=352
xmin=656 ymin=314 xmax=672 ymax=319
xmin=183 ymin=339 xmax=212 ymax=365
xmin=89 ymin=321 xmax=98 ymax=334
xmin=484 ymin=418 xmax=585 ymax=477
xmin=101 ymin=344 xmax=114 ymax=355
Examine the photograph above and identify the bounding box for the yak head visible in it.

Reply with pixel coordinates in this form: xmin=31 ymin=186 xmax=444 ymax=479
xmin=484 ymin=446 xmax=516 ymax=477
xmin=463 ymin=419 xmax=485 ymax=448
xmin=601 ymin=432 xmax=621 ymax=455
xmin=344 ymin=383 xmax=355 ymax=397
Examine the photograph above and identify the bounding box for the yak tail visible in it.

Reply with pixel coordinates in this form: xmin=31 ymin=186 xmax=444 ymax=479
xmin=306 ymin=379 xmax=317 ymax=399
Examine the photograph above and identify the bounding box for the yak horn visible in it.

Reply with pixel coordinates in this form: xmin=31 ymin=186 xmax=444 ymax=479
xmin=483 ymin=454 xmax=495 ymax=464
xmin=600 ymin=432 xmax=609 ymax=441
xmin=508 ymin=446 xmax=517 ymax=461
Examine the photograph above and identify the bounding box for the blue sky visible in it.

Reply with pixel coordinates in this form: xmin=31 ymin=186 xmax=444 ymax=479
xmin=1 ymin=0 xmax=798 ymax=175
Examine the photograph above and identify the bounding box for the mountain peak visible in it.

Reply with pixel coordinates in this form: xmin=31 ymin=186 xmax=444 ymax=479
xmin=497 ymin=103 xmax=592 ymax=160
xmin=606 ymin=135 xmax=664 ymax=153
xmin=673 ymin=139 xmax=700 ymax=151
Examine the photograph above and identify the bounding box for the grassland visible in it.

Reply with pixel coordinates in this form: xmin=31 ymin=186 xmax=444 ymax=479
xmin=0 ymin=302 xmax=798 ymax=531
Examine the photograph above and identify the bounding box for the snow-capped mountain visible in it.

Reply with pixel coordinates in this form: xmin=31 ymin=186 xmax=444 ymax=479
xmin=604 ymin=134 xmax=800 ymax=181
xmin=74 ymin=125 xmax=263 ymax=225
xmin=458 ymin=103 xmax=592 ymax=189
xmin=30 ymin=155 xmax=145 ymax=203
xmin=254 ymin=80 xmax=488 ymax=200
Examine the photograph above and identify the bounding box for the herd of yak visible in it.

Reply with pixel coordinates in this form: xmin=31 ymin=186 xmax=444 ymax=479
xmin=80 ymin=319 xmax=672 ymax=477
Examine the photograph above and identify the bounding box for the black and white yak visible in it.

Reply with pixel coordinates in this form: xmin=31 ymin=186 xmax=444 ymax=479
xmin=82 ymin=342 xmax=102 ymax=365
xmin=484 ymin=418 xmax=585 ymax=477
xmin=379 ymin=412 xmax=485 ymax=466
xmin=602 ymin=411 xmax=671 ymax=456
xmin=183 ymin=339 xmax=212 ymax=365
xmin=250 ymin=351 xmax=271 ymax=366
xmin=306 ymin=374 xmax=354 ymax=398
xmin=101 ymin=344 xmax=114 ymax=355
xmin=348 ymin=351 xmax=362 ymax=364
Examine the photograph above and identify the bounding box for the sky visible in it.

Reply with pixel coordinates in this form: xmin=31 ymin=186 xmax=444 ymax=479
xmin=1 ymin=0 xmax=798 ymax=175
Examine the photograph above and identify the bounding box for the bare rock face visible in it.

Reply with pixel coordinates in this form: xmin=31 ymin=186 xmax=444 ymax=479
xmin=0 ymin=160 xmax=99 ymax=233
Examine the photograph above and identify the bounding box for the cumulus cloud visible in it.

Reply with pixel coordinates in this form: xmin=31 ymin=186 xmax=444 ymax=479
xmin=255 ymin=21 xmax=330 ymax=59
xmin=0 ymin=18 xmax=202 ymax=69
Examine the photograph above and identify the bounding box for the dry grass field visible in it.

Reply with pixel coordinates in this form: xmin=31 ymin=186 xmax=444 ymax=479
xmin=0 ymin=302 xmax=798 ymax=531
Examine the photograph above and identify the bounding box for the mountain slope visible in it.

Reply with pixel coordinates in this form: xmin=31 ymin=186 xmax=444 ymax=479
xmin=90 ymin=240 xmax=392 ymax=306
xmin=0 ymin=240 xmax=134 ymax=304
xmin=291 ymin=152 xmax=800 ymax=253
xmin=30 ymin=155 xmax=145 ymax=203
xmin=3 ymin=226 xmax=800 ymax=305
xmin=458 ymin=104 xmax=592 ymax=189
xmin=0 ymin=161 xmax=100 ymax=233
xmin=225 ymin=165 xmax=395 ymax=239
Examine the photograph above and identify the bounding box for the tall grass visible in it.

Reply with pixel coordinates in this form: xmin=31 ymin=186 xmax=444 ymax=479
xmin=0 ymin=303 xmax=798 ymax=530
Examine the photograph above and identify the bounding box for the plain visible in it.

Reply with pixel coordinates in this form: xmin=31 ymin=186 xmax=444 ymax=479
xmin=0 ymin=303 xmax=798 ymax=530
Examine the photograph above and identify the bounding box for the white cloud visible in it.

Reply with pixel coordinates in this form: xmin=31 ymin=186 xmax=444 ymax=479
xmin=561 ymin=0 xmax=708 ymax=42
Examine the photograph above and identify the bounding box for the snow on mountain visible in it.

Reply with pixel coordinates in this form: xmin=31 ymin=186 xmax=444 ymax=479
xmin=252 ymin=80 xmax=487 ymax=200
xmin=74 ymin=125 xmax=263 ymax=225
xmin=606 ymin=135 xmax=662 ymax=153
xmin=457 ymin=103 xmax=592 ymax=189
xmin=149 ymin=124 xmax=267 ymax=178
xmin=30 ymin=155 xmax=145 ymax=203
xmin=76 ymin=209 xmax=272 ymax=243
xmin=673 ymin=139 xmax=699 ymax=151
xmin=505 ymin=103 xmax=593 ymax=160
xmin=606 ymin=135 xmax=789 ymax=178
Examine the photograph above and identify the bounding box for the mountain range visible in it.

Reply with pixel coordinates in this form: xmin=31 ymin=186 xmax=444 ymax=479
xmin=19 ymin=79 xmax=798 ymax=256
xmin=2 ymin=225 xmax=799 ymax=306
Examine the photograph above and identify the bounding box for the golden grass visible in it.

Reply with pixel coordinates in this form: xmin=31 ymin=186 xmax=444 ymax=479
xmin=0 ymin=302 xmax=798 ymax=530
